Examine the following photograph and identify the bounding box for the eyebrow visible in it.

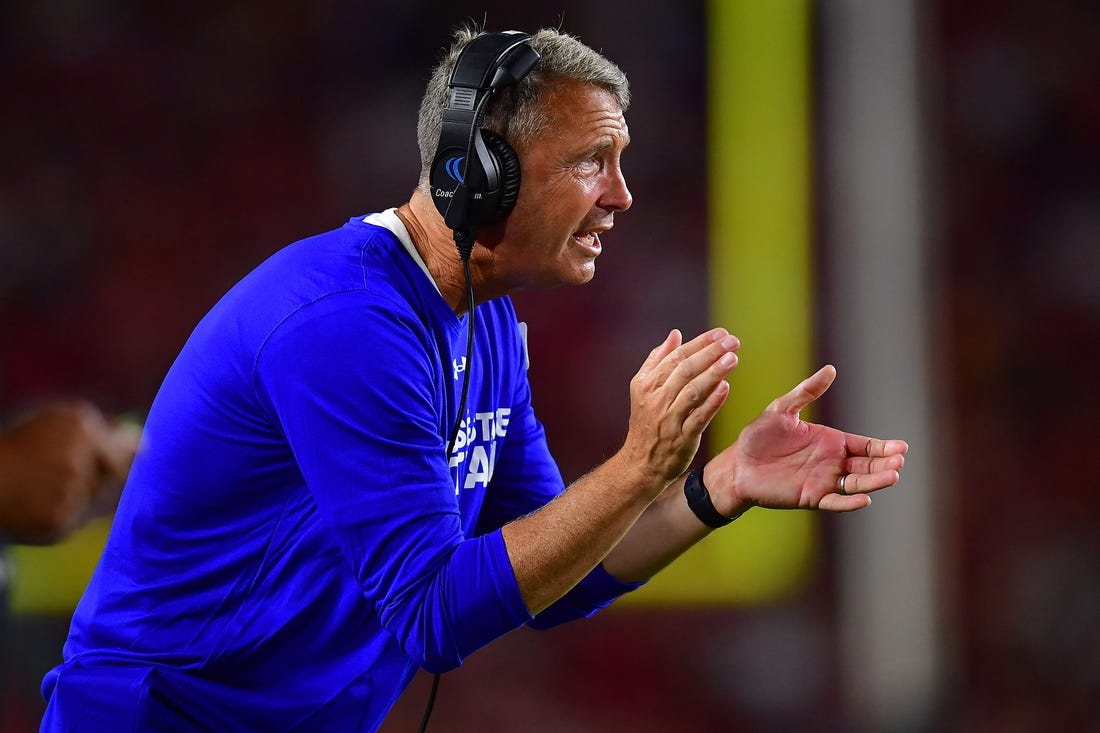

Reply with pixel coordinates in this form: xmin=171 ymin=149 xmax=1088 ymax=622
xmin=577 ymin=135 xmax=631 ymax=160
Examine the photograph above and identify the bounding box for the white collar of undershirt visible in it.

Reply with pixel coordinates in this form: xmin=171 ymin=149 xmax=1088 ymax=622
xmin=363 ymin=209 xmax=441 ymax=296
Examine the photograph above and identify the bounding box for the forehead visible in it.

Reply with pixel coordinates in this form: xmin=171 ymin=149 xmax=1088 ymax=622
xmin=530 ymin=79 xmax=630 ymax=148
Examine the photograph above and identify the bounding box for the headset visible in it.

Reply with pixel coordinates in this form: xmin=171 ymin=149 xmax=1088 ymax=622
xmin=429 ymin=31 xmax=540 ymax=258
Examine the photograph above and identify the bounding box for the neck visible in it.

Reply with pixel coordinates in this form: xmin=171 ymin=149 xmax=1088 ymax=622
xmin=396 ymin=190 xmax=509 ymax=314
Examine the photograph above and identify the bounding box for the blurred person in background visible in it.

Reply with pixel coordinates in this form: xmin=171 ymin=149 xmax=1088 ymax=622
xmin=39 ymin=25 xmax=907 ymax=733
xmin=0 ymin=402 xmax=139 ymax=546
xmin=0 ymin=401 xmax=140 ymax=684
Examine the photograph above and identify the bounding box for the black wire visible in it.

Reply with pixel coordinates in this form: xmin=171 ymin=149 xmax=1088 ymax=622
xmin=416 ymin=671 xmax=441 ymax=733
xmin=419 ymin=256 xmax=476 ymax=733
xmin=445 ymin=257 xmax=476 ymax=457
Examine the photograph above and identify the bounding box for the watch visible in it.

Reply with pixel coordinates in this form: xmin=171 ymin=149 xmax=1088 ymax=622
xmin=683 ymin=466 xmax=734 ymax=529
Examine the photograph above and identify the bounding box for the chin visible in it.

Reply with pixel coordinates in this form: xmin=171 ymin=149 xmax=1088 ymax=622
xmin=564 ymin=263 xmax=597 ymax=286
xmin=530 ymin=259 xmax=598 ymax=290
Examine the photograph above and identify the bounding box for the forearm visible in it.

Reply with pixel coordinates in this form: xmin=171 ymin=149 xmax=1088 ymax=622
xmin=602 ymin=459 xmax=755 ymax=583
xmin=500 ymin=450 xmax=662 ymax=614
xmin=598 ymin=475 xmax=703 ymax=583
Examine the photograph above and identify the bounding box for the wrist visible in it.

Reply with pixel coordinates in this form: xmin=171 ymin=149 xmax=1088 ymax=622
xmin=702 ymin=461 xmax=752 ymax=520
xmin=612 ymin=431 xmax=685 ymax=494
xmin=606 ymin=450 xmax=671 ymax=504
xmin=684 ymin=465 xmax=748 ymax=529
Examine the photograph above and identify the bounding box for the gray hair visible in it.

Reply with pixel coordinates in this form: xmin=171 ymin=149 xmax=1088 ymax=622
xmin=415 ymin=25 xmax=630 ymax=190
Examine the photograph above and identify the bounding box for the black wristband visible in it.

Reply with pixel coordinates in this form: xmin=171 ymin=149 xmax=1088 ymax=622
xmin=684 ymin=466 xmax=734 ymax=529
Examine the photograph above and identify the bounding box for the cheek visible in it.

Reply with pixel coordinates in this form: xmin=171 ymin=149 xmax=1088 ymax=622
xmin=543 ymin=173 xmax=596 ymax=206
xmin=509 ymin=175 xmax=596 ymax=242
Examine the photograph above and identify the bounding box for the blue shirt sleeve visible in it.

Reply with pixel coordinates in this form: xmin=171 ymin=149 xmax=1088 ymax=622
xmin=253 ymin=292 xmax=532 ymax=673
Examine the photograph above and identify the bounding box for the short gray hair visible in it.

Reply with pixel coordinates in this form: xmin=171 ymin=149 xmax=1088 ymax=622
xmin=415 ymin=24 xmax=630 ymax=189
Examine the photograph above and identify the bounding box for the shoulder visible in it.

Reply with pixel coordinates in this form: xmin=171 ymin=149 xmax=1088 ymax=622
xmin=247 ymin=217 xmax=407 ymax=304
xmin=259 ymin=287 xmax=437 ymax=369
xmin=207 ymin=217 xmax=433 ymax=346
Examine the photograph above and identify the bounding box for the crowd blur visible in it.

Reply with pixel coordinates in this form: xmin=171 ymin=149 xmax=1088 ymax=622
xmin=1 ymin=1 xmax=1096 ymax=731
xmin=934 ymin=1 xmax=1100 ymax=729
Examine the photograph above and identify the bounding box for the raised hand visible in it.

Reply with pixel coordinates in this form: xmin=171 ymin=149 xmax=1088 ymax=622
xmin=707 ymin=365 xmax=908 ymax=517
xmin=619 ymin=328 xmax=741 ymax=490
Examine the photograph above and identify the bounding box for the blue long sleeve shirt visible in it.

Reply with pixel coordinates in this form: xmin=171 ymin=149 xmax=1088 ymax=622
xmin=40 ymin=212 xmax=640 ymax=732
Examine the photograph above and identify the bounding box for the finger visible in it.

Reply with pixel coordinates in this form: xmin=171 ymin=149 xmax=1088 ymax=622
xmin=837 ymin=469 xmax=901 ymax=495
xmin=646 ymin=327 xmax=736 ymax=386
xmin=843 ymin=433 xmax=910 ymax=458
xmin=638 ymin=329 xmax=683 ymax=375
xmin=681 ymin=378 xmax=731 ymax=436
xmin=769 ymin=365 xmax=836 ymax=416
xmin=111 ymin=423 xmax=142 ymax=468
xmin=844 ymin=454 xmax=905 ymax=475
xmin=817 ymin=493 xmax=872 ymax=512
xmin=655 ymin=332 xmax=740 ymax=401
xmin=66 ymin=401 xmax=113 ymax=447
xmin=95 ymin=423 xmax=142 ymax=482
xmin=72 ymin=400 xmax=109 ymax=427
xmin=671 ymin=349 xmax=738 ymax=421
xmin=667 ymin=338 xmax=740 ymax=401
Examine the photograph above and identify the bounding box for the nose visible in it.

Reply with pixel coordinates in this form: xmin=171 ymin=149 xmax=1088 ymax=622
xmin=599 ymin=164 xmax=632 ymax=213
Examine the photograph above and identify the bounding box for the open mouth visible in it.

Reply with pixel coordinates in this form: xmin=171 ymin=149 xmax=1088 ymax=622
xmin=572 ymin=230 xmax=603 ymax=255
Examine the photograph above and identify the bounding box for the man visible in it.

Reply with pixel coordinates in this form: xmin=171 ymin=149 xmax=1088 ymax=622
xmin=41 ymin=26 xmax=907 ymax=732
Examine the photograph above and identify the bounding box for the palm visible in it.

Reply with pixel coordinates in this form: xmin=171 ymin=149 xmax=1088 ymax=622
xmin=735 ymin=409 xmax=849 ymax=509
xmin=715 ymin=366 xmax=907 ymax=514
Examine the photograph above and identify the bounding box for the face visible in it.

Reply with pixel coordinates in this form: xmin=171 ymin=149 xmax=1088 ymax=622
xmin=488 ymin=79 xmax=633 ymax=289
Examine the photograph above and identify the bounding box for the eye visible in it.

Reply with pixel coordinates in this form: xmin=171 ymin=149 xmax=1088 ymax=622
xmin=575 ymin=154 xmax=600 ymax=174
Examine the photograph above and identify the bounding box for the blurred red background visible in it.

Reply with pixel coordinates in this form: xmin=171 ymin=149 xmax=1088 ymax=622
xmin=2 ymin=2 xmax=1098 ymax=731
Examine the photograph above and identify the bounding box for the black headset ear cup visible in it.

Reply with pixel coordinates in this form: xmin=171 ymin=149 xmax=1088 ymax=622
xmin=480 ymin=130 xmax=521 ymax=218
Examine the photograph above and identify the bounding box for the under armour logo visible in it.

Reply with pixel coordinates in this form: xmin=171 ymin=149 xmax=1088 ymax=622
xmin=453 ymin=357 xmax=467 ymax=380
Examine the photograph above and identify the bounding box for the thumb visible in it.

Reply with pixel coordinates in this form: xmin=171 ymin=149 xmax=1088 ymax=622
xmin=96 ymin=422 xmax=142 ymax=481
xmin=769 ymin=364 xmax=837 ymax=416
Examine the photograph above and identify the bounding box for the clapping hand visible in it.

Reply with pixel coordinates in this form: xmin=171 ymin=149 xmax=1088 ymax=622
xmin=706 ymin=365 xmax=908 ymax=517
